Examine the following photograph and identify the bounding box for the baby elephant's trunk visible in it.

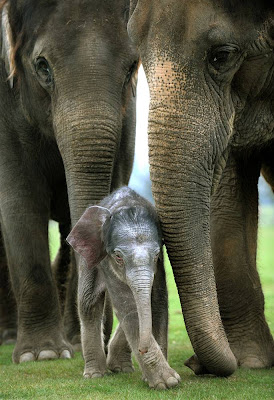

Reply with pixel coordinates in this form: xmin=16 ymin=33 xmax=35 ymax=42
xmin=126 ymin=267 xmax=154 ymax=354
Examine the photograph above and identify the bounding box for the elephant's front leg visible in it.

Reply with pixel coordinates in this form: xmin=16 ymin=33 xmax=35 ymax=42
xmin=0 ymin=194 xmax=72 ymax=363
xmin=211 ymin=153 xmax=274 ymax=368
xmin=0 ymin=216 xmax=72 ymax=363
xmin=108 ymin=283 xmax=180 ymax=389
xmin=120 ymin=308 xmax=180 ymax=389
xmin=78 ymin=265 xmax=108 ymax=378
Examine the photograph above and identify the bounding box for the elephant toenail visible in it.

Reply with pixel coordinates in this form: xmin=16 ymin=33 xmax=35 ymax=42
xmin=38 ymin=350 xmax=58 ymax=360
xmin=155 ymin=383 xmax=167 ymax=390
xmin=167 ymin=376 xmax=179 ymax=387
xmin=91 ymin=373 xmax=104 ymax=378
xmin=19 ymin=352 xmax=35 ymax=363
xmin=60 ymin=350 xmax=71 ymax=359
xmin=84 ymin=372 xmax=103 ymax=379
xmin=175 ymin=372 xmax=181 ymax=381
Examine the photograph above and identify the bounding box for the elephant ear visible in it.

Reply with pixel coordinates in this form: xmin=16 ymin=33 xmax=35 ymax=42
xmin=128 ymin=0 xmax=150 ymax=45
xmin=1 ymin=3 xmax=15 ymax=88
xmin=67 ymin=206 xmax=111 ymax=268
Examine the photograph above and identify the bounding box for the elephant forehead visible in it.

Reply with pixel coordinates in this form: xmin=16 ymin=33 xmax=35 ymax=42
xmin=114 ymin=223 xmax=158 ymax=243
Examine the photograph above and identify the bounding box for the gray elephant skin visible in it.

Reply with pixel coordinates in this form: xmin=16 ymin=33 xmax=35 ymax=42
xmin=0 ymin=0 xmax=138 ymax=363
xmin=128 ymin=0 xmax=274 ymax=376
xmin=67 ymin=186 xmax=180 ymax=389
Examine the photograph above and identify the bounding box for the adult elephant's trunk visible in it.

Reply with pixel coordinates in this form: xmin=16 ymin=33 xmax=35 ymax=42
xmin=126 ymin=267 xmax=154 ymax=354
xmin=53 ymin=85 xmax=121 ymax=225
xmin=146 ymin=60 xmax=237 ymax=376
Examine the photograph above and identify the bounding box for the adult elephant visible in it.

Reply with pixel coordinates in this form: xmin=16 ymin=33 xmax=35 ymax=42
xmin=128 ymin=0 xmax=274 ymax=376
xmin=0 ymin=0 xmax=138 ymax=363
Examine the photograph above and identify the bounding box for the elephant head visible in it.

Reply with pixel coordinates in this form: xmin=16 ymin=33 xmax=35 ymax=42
xmin=128 ymin=0 xmax=274 ymax=376
xmin=1 ymin=0 xmax=139 ymax=225
xmin=67 ymin=188 xmax=162 ymax=355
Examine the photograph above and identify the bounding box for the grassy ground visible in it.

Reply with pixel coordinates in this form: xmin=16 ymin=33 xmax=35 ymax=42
xmin=0 ymin=225 xmax=273 ymax=400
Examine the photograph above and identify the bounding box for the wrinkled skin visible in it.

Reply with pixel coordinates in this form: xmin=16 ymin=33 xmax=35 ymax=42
xmin=128 ymin=0 xmax=274 ymax=376
xmin=0 ymin=0 xmax=138 ymax=363
xmin=67 ymin=187 xmax=180 ymax=390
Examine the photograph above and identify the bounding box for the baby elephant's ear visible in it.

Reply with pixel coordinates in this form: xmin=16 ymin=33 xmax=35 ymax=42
xmin=67 ymin=206 xmax=111 ymax=267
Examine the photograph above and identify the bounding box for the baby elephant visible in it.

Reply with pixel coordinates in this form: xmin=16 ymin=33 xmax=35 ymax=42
xmin=67 ymin=187 xmax=180 ymax=389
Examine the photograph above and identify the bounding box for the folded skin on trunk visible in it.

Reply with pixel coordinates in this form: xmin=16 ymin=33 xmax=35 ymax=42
xmin=145 ymin=58 xmax=237 ymax=376
xmin=53 ymin=85 xmax=122 ymax=224
xmin=126 ymin=267 xmax=154 ymax=354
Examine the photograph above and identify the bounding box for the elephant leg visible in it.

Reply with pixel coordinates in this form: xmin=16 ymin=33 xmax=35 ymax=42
xmin=103 ymin=291 xmax=113 ymax=354
xmin=152 ymin=253 xmax=168 ymax=359
xmin=53 ymin=223 xmax=81 ymax=350
xmin=107 ymin=281 xmax=180 ymax=389
xmin=107 ymin=323 xmax=134 ymax=373
xmin=0 ymin=228 xmax=17 ymax=345
xmin=211 ymin=153 xmax=274 ymax=368
xmin=52 ymin=222 xmax=71 ymax=315
xmin=0 ymin=181 xmax=73 ymax=363
xmin=63 ymin=253 xmax=81 ymax=350
xmin=78 ymin=264 xmax=107 ymax=378
xmin=119 ymin=306 xmax=180 ymax=389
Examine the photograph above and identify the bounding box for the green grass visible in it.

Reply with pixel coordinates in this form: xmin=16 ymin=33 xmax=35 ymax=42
xmin=0 ymin=224 xmax=273 ymax=400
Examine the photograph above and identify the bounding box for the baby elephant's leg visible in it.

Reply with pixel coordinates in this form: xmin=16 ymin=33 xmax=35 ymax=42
xmin=78 ymin=265 xmax=107 ymax=378
xmin=121 ymin=311 xmax=180 ymax=389
xmin=107 ymin=323 xmax=134 ymax=373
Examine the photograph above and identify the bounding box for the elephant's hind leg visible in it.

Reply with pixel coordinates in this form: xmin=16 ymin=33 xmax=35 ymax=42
xmin=107 ymin=323 xmax=134 ymax=373
xmin=211 ymin=153 xmax=274 ymax=368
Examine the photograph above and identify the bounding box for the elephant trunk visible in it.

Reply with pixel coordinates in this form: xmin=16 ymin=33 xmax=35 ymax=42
xmin=53 ymin=91 xmax=121 ymax=225
xmin=126 ymin=267 xmax=154 ymax=354
xmin=146 ymin=60 xmax=237 ymax=376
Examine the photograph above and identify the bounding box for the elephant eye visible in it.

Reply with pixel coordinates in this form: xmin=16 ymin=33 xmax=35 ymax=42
xmin=35 ymin=57 xmax=53 ymax=88
xmin=209 ymin=45 xmax=240 ymax=71
xmin=113 ymin=251 xmax=124 ymax=266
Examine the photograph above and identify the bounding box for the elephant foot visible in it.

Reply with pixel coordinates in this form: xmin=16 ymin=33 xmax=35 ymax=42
xmin=184 ymin=354 xmax=211 ymax=375
xmin=107 ymin=340 xmax=134 ymax=374
xmin=144 ymin=362 xmax=181 ymax=390
xmin=83 ymin=361 xmax=107 ymax=379
xmin=1 ymin=328 xmax=17 ymax=345
xmin=12 ymin=331 xmax=73 ymax=363
xmin=141 ymin=344 xmax=181 ymax=390
xmin=239 ymin=356 xmax=270 ymax=369
xmin=230 ymin=337 xmax=274 ymax=369
xmin=107 ymin=354 xmax=134 ymax=374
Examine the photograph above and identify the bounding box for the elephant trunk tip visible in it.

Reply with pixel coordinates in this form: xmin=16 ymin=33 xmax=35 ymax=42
xmin=138 ymin=336 xmax=152 ymax=355
xmin=184 ymin=353 xmax=237 ymax=377
xmin=139 ymin=347 xmax=149 ymax=355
